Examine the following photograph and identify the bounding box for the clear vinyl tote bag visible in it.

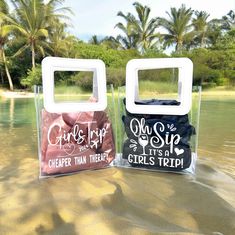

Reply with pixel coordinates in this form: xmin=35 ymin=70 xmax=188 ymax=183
xmin=35 ymin=57 xmax=116 ymax=178
xmin=117 ymin=58 xmax=201 ymax=174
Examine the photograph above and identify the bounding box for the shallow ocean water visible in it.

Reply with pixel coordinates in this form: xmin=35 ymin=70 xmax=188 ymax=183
xmin=0 ymin=96 xmax=235 ymax=234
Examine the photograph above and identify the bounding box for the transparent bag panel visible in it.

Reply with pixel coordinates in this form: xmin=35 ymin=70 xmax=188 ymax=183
xmin=116 ymin=85 xmax=201 ymax=174
xmin=35 ymin=85 xmax=116 ymax=178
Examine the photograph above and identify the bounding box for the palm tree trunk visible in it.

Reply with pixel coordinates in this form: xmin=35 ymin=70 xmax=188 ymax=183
xmin=201 ymin=32 xmax=206 ymax=48
xmin=31 ymin=42 xmax=36 ymax=69
xmin=1 ymin=71 xmax=4 ymax=84
xmin=2 ymin=49 xmax=14 ymax=91
xmin=175 ymin=37 xmax=180 ymax=52
xmin=176 ymin=41 xmax=183 ymax=53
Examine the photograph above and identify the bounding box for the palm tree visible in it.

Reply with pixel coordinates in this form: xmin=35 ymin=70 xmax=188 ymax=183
xmin=101 ymin=36 xmax=120 ymax=49
xmin=115 ymin=12 xmax=139 ymax=49
xmin=48 ymin=19 xmax=68 ymax=56
xmin=89 ymin=35 xmax=101 ymax=45
xmin=132 ymin=2 xmax=159 ymax=53
xmin=159 ymin=4 xmax=194 ymax=52
xmin=0 ymin=0 xmax=14 ymax=90
xmin=192 ymin=11 xmax=210 ymax=48
xmin=9 ymin=0 xmax=71 ymax=68
xmin=222 ymin=10 xmax=235 ymax=30
xmin=62 ymin=35 xmax=79 ymax=58
xmin=115 ymin=2 xmax=159 ymax=52
xmin=206 ymin=19 xmax=223 ymax=46
xmin=89 ymin=35 xmax=120 ymax=49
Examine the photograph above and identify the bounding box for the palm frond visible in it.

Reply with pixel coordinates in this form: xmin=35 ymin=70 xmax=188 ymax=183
xmin=12 ymin=44 xmax=29 ymax=58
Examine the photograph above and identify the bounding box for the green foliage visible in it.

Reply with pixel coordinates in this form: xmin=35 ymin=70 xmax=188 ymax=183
xmin=69 ymin=71 xmax=93 ymax=91
xmin=106 ymin=67 xmax=126 ymax=87
xmin=142 ymin=49 xmax=167 ymax=58
xmin=225 ymin=70 xmax=235 ymax=86
xmin=139 ymin=80 xmax=178 ymax=94
xmin=213 ymin=30 xmax=235 ymax=50
xmin=175 ymin=48 xmax=235 ymax=86
xmin=75 ymin=42 xmax=140 ymax=67
xmin=138 ymin=68 xmax=177 ymax=82
xmin=54 ymin=85 xmax=84 ymax=95
xmin=215 ymin=77 xmax=230 ymax=86
xmin=68 ymin=68 xmax=126 ymax=91
xmin=20 ymin=65 xmax=42 ymax=89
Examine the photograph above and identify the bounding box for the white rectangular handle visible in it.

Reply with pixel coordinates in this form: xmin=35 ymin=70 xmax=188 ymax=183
xmin=126 ymin=58 xmax=193 ymax=115
xmin=42 ymin=57 xmax=107 ymax=113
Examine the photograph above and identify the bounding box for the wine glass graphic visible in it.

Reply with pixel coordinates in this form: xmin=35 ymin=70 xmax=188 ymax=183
xmin=138 ymin=134 xmax=149 ymax=155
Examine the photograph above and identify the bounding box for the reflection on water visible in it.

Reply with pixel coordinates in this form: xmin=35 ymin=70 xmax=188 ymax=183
xmin=0 ymin=98 xmax=37 ymax=164
xmin=0 ymin=96 xmax=235 ymax=234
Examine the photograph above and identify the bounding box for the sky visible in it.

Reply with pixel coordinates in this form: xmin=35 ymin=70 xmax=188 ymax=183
xmin=64 ymin=0 xmax=235 ymax=41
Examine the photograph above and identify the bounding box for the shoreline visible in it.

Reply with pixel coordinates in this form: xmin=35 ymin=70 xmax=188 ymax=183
xmin=1 ymin=88 xmax=235 ymax=99
xmin=201 ymin=90 xmax=235 ymax=97
xmin=0 ymin=90 xmax=34 ymax=98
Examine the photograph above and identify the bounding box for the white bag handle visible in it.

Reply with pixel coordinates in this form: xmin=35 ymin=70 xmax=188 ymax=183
xmin=126 ymin=58 xmax=193 ymax=115
xmin=42 ymin=57 xmax=107 ymax=113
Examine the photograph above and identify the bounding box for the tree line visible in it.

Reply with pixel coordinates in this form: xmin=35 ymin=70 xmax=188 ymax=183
xmin=0 ymin=0 xmax=234 ymax=91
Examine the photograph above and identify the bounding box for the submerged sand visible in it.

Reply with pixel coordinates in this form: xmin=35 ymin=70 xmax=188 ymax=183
xmin=0 ymin=157 xmax=235 ymax=235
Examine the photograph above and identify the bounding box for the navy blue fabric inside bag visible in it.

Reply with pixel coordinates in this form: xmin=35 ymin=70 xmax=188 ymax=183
xmin=122 ymin=99 xmax=196 ymax=171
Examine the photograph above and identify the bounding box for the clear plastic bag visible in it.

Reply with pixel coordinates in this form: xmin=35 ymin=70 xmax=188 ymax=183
xmin=116 ymin=58 xmax=201 ymax=174
xmin=35 ymin=57 xmax=116 ymax=178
